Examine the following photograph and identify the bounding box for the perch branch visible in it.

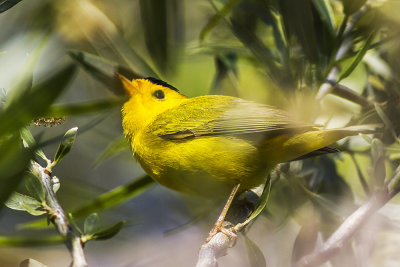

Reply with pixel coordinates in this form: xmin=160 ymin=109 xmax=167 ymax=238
xmin=32 ymin=162 xmax=88 ymax=267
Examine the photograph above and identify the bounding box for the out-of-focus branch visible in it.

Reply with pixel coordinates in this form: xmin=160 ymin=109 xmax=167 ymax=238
xmin=32 ymin=162 xmax=88 ymax=267
xmin=330 ymin=82 xmax=375 ymax=108
xmin=316 ymin=2 xmax=372 ymax=100
xmin=295 ymin=164 xmax=400 ymax=267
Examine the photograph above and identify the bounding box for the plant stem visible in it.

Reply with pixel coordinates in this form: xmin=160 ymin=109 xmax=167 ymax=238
xmin=32 ymin=162 xmax=88 ymax=267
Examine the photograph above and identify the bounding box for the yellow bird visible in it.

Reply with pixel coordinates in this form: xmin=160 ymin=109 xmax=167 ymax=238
xmin=119 ymin=75 xmax=376 ymax=200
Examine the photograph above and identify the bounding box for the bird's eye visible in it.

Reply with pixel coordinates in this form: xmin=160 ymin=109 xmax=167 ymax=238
xmin=153 ymin=90 xmax=165 ymax=99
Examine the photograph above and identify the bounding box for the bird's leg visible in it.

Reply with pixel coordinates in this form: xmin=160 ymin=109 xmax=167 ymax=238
xmin=206 ymin=183 xmax=241 ymax=242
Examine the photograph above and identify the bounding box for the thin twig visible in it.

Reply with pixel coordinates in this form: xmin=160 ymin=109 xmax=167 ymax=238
xmin=32 ymin=162 xmax=88 ymax=267
xmin=295 ymin=164 xmax=400 ymax=267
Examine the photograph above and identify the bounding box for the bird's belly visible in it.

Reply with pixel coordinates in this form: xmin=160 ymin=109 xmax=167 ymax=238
xmin=135 ymin=135 xmax=271 ymax=198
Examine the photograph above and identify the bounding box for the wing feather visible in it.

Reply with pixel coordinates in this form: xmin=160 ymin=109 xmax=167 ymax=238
xmin=147 ymin=95 xmax=318 ymax=140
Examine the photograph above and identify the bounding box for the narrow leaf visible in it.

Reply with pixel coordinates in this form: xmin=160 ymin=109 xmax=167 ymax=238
xmin=68 ymin=50 xmax=139 ymax=96
xmin=92 ymin=135 xmax=129 ymax=167
xmin=84 ymin=213 xmax=100 ymax=235
xmin=371 ymin=138 xmax=386 ymax=187
xmin=244 ymin=234 xmax=267 ymax=267
xmin=0 ymin=235 xmax=63 ymax=246
xmin=235 ymin=178 xmax=271 ymax=230
xmin=24 ymin=172 xmax=45 ymax=202
xmin=20 ymin=128 xmax=47 ymax=161
xmin=5 ymin=192 xmax=44 ymax=216
xmin=19 ymin=175 xmax=154 ymax=229
xmin=53 ymin=127 xmax=78 ymax=166
xmin=0 ymin=64 xmax=77 ymax=137
xmin=0 ymin=0 xmax=23 ymax=14
xmin=0 ymin=135 xmax=33 ymax=207
xmin=200 ymin=0 xmax=240 ymax=41
xmin=91 ymin=220 xmax=125 ymax=241
xmin=338 ymin=33 xmax=374 ymax=81
xmin=46 ymin=98 xmax=126 ymax=117
xmin=312 ymin=0 xmax=335 ymax=31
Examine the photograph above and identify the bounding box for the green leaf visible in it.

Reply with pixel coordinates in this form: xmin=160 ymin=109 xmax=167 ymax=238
xmin=84 ymin=213 xmax=100 ymax=235
xmin=312 ymin=0 xmax=335 ymax=31
xmin=235 ymin=178 xmax=272 ymax=230
xmin=139 ymin=0 xmax=183 ymax=74
xmin=244 ymin=234 xmax=267 ymax=267
xmin=0 ymin=135 xmax=34 ymax=208
xmin=24 ymin=172 xmax=45 ymax=202
xmin=19 ymin=175 xmax=154 ymax=229
xmin=0 ymin=235 xmax=63 ymax=246
xmin=20 ymin=258 xmax=49 ymax=267
xmin=90 ymin=220 xmax=125 ymax=241
xmin=53 ymin=127 xmax=78 ymax=166
xmin=92 ymin=135 xmax=130 ymax=167
xmin=341 ymin=0 xmax=367 ymax=15
xmin=200 ymin=0 xmax=241 ymax=41
xmin=0 ymin=0 xmax=23 ymax=13
xmin=371 ymin=138 xmax=386 ymax=187
xmin=5 ymin=192 xmax=45 ymax=216
xmin=46 ymin=98 xmax=126 ymax=117
xmin=0 ymin=64 xmax=77 ymax=137
xmin=338 ymin=33 xmax=374 ymax=81
xmin=68 ymin=50 xmax=139 ymax=96
xmin=20 ymin=128 xmax=47 ymax=161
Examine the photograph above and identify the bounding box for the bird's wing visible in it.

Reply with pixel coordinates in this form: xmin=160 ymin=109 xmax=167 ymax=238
xmin=148 ymin=95 xmax=318 ymax=140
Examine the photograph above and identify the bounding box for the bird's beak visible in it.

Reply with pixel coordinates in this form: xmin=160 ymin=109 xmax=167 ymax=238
xmin=116 ymin=73 xmax=139 ymax=95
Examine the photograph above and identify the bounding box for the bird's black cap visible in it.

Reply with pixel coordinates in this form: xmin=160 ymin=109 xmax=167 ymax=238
xmin=144 ymin=77 xmax=179 ymax=92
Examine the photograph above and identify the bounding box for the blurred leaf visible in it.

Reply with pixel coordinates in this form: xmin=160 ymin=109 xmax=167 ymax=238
xmin=5 ymin=192 xmax=45 ymax=216
xmin=24 ymin=172 xmax=45 ymax=202
xmin=139 ymin=0 xmax=183 ymax=74
xmin=0 ymin=0 xmax=23 ymax=13
xmin=291 ymin=223 xmax=319 ymax=263
xmin=90 ymin=220 xmax=125 ymax=241
xmin=39 ymin=115 xmax=107 ymax=149
xmin=71 ymin=175 xmax=153 ymax=219
xmin=20 ymin=258 xmax=49 ymax=267
xmin=200 ymin=0 xmax=240 ymax=41
xmin=47 ymin=98 xmax=126 ymax=117
xmin=20 ymin=175 xmax=154 ymax=229
xmin=244 ymin=234 xmax=267 ymax=267
xmin=237 ymin=178 xmax=271 ymax=229
xmin=53 ymin=127 xmax=78 ymax=166
xmin=230 ymin=2 xmax=282 ymax=84
xmin=93 ymin=135 xmax=130 ymax=167
xmin=0 ymin=135 xmax=33 ymax=208
xmin=371 ymin=138 xmax=386 ymax=187
xmin=312 ymin=0 xmax=335 ymax=31
xmin=278 ymin=0 xmax=320 ymax=64
xmin=350 ymin=154 xmax=370 ymax=195
xmin=338 ymin=33 xmax=374 ymax=81
xmin=0 ymin=64 xmax=77 ymax=137
xmin=20 ymin=128 xmax=47 ymax=161
xmin=68 ymin=50 xmax=139 ymax=96
xmin=341 ymin=0 xmax=367 ymax=16
xmin=374 ymin=103 xmax=397 ymax=139
xmin=209 ymin=53 xmax=239 ymax=96
xmin=84 ymin=213 xmax=100 ymax=235
xmin=0 ymin=235 xmax=63 ymax=246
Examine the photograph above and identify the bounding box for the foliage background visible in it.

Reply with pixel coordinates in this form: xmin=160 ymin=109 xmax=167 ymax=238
xmin=1 ymin=0 xmax=400 ymax=266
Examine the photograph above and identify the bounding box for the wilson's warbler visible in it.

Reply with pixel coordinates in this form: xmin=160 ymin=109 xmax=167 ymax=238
xmin=119 ymin=75 xmax=375 ymax=199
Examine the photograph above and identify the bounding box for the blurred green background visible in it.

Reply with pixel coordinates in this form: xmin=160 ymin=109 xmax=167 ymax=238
xmin=2 ymin=0 xmax=400 ymax=266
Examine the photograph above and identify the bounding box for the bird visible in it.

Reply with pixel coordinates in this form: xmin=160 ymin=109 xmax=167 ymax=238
xmin=118 ymin=74 xmax=378 ymax=239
